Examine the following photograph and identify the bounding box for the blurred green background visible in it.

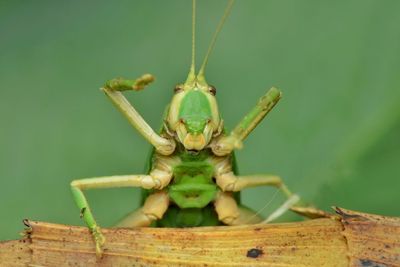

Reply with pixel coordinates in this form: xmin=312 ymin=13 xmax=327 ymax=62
xmin=1 ymin=0 xmax=399 ymax=240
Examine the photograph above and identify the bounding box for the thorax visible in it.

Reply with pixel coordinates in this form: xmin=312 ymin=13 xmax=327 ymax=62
xmin=173 ymin=148 xmax=215 ymax=184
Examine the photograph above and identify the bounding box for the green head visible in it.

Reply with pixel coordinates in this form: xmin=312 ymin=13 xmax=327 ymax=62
xmin=166 ymin=0 xmax=234 ymax=151
xmin=166 ymin=80 xmax=221 ymax=151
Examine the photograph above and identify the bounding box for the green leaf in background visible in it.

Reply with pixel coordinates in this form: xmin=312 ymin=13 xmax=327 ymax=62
xmin=0 ymin=0 xmax=399 ymax=240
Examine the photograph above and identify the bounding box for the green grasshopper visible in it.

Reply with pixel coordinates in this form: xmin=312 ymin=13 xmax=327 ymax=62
xmin=70 ymin=0 xmax=323 ymax=257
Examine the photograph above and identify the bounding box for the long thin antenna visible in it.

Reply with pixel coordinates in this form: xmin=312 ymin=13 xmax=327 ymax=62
xmin=198 ymin=0 xmax=235 ymax=81
xmin=185 ymin=0 xmax=196 ymax=84
xmin=244 ymin=188 xmax=280 ymax=224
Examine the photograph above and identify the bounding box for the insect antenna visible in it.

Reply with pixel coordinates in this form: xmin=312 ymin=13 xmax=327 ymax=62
xmin=185 ymin=0 xmax=197 ymax=84
xmin=243 ymin=188 xmax=280 ymax=224
xmin=197 ymin=0 xmax=235 ymax=83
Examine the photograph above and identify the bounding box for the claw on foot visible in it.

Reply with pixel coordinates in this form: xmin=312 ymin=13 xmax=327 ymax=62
xmin=91 ymin=226 xmax=106 ymax=258
xmin=133 ymin=74 xmax=155 ymax=90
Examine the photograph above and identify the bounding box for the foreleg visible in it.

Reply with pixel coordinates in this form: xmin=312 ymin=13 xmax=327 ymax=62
xmin=102 ymin=74 xmax=175 ymax=155
xmin=211 ymin=87 xmax=281 ymax=156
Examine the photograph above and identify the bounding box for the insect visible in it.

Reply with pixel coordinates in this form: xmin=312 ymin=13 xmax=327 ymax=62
xmin=70 ymin=0 xmax=323 ymax=257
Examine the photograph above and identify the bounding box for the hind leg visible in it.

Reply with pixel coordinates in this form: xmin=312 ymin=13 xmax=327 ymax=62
xmin=116 ymin=191 xmax=170 ymax=227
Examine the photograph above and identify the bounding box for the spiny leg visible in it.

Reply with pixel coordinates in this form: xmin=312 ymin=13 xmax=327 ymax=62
xmin=70 ymin=171 xmax=172 ymax=256
xmin=116 ymin=191 xmax=169 ymax=227
xmin=214 ymin=191 xmax=263 ymax=225
xmin=102 ymin=74 xmax=175 ymax=155
xmin=211 ymin=87 xmax=281 ymax=156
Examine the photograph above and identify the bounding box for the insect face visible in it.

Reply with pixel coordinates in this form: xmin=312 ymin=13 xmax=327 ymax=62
xmin=166 ymin=80 xmax=221 ymax=151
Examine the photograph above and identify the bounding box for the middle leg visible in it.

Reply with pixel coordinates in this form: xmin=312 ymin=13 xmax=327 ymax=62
xmin=216 ymin=172 xmax=292 ymax=196
xmin=211 ymin=87 xmax=281 ymax=156
xmin=70 ymin=168 xmax=172 ymax=256
xmin=215 ymin=172 xmax=327 ymax=221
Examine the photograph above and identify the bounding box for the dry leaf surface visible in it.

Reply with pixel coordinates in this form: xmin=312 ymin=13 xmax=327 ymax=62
xmin=0 ymin=208 xmax=398 ymax=267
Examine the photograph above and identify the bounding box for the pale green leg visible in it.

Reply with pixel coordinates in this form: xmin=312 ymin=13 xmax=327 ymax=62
xmin=235 ymin=176 xmax=329 ymax=220
xmin=71 ymin=186 xmax=104 ymax=256
xmin=216 ymin=173 xmax=327 ymax=222
xmin=211 ymin=87 xmax=281 ymax=156
xmin=216 ymin=173 xmax=292 ymax=196
xmin=102 ymin=74 xmax=176 ymax=155
xmin=70 ymin=174 xmax=158 ymax=257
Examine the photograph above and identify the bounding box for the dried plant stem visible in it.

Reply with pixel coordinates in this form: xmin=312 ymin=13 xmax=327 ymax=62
xmin=0 ymin=208 xmax=399 ymax=266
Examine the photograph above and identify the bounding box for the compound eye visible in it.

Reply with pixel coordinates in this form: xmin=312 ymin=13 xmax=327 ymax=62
xmin=208 ymin=85 xmax=217 ymax=96
xmin=174 ymin=85 xmax=183 ymax=94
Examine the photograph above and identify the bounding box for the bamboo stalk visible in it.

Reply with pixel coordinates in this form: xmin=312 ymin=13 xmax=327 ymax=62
xmin=0 ymin=208 xmax=399 ymax=266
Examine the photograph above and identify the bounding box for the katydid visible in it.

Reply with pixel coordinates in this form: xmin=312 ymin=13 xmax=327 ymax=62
xmin=70 ymin=0 xmax=324 ymax=257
